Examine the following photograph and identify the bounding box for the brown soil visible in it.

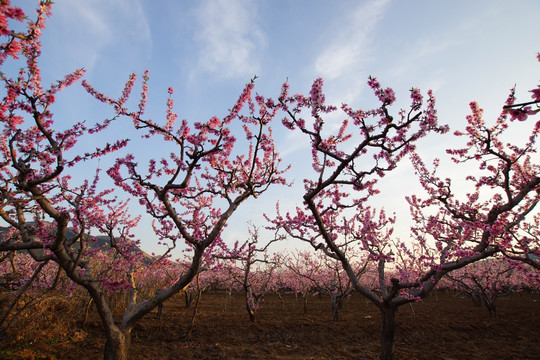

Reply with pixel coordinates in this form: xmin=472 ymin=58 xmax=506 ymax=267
xmin=1 ymin=291 xmax=539 ymax=359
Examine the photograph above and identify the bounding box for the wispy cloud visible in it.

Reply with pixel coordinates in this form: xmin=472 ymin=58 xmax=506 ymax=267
xmin=192 ymin=0 xmax=265 ymax=79
xmin=314 ymin=0 xmax=391 ymax=80
xmin=54 ymin=0 xmax=151 ymax=70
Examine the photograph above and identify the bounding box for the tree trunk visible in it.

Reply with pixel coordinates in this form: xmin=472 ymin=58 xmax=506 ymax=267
xmin=245 ymin=290 xmax=256 ymax=322
xmin=331 ymin=294 xmax=343 ymax=322
xmin=185 ymin=290 xmax=194 ymax=308
xmin=186 ymin=289 xmax=202 ymax=338
xmin=483 ymin=295 xmax=497 ymax=317
xmin=103 ymin=327 xmax=132 ymax=360
xmin=247 ymin=307 xmax=256 ymax=322
xmin=468 ymin=292 xmax=482 ymax=307
xmin=83 ymin=284 xmax=133 ymax=360
xmin=276 ymin=292 xmax=284 ymax=310
xmin=155 ymin=303 xmax=164 ymax=320
xmin=380 ymin=304 xmax=397 ymax=360
xmin=82 ymin=297 xmax=94 ymax=326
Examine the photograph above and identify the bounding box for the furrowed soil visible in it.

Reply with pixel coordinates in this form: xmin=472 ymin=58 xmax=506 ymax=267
xmin=0 ymin=291 xmax=539 ymax=359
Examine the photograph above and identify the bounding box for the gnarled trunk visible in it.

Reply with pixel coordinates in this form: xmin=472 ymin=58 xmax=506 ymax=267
xmin=380 ymin=304 xmax=397 ymax=360
xmin=103 ymin=327 xmax=132 ymax=360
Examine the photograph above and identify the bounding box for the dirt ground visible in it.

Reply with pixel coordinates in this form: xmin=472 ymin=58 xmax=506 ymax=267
xmin=1 ymin=290 xmax=539 ymax=359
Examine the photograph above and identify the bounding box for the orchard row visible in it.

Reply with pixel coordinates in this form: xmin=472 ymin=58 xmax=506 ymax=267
xmin=0 ymin=1 xmax=539 ymax=359
xmin=2 ymin=248 xmax=537 ymax=322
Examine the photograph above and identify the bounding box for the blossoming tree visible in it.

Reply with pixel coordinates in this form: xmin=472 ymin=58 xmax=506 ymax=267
xmin=266 ymin=75 xmax=447 ymax=358
xmin=285 ymin=249 xmax=361 ymax=321
xmin=267 ymin=62 xmax=539 ymax=359
xmin=0 ymin=2 xmax=288 ymax=359
xmin=214 ymin=224 xmax=284 ymax=322
xmin=81 ymin=52 xmax=290 ymax=360
xmin=441 ymin=256 xmax=532 ymax=317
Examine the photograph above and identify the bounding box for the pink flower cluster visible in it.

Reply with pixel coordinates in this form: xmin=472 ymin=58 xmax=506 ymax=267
xmin=368 ymin=76 xmax=396 ymax=106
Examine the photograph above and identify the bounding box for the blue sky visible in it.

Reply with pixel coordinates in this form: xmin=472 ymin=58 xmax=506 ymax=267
xmin=19 ymin=0 xmax=540 ymax=256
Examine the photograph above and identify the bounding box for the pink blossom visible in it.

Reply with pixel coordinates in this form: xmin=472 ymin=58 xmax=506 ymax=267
xmin=529 ymin=86 xmax=540 ymax=101
xmin=309 ymin=77 xmax=325 ymax=116
xmin=207 ymin=116 xmax=220 ymax=129
xmin=507 ymin=107 xmax=535 ymax=121
xmin=410 ymin=87 xmax=423 ymax=109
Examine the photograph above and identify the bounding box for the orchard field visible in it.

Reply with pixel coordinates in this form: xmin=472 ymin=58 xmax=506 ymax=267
xmin=2 ymin=2 xmax=540 ymax=359
xmin=1 ymin=290 xmax=539 ymax=359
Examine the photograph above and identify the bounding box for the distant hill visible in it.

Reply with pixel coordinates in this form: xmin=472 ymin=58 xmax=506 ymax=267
xmin=0 ymin=224 xmax=152 ymax=260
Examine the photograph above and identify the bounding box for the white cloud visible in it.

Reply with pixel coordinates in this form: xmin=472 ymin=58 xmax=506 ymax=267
xmin=314 ymin=0 xmax=391 ymax=80
xmin=193 ymin=0 xmax=265 ymax=79
xmin=53 ymin=0 xmax=151 ymax=70
xmin=315 ymin=46 xmax=361 ymax=81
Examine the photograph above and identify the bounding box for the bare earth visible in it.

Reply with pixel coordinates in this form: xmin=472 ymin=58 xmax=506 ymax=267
xmin=1 ymin=291 xmax=539 ymax=359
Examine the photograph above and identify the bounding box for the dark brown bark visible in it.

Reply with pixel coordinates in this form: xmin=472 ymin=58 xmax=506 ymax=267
xmin=380 ymin=303 xmax=397 ymax=360
xmin=103 ymin=328 xmax=132 ymax=360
